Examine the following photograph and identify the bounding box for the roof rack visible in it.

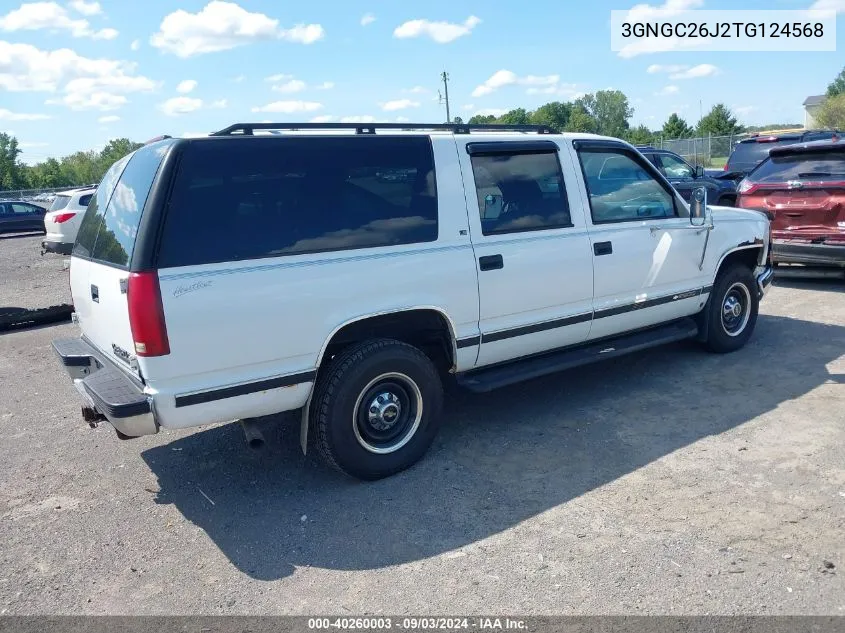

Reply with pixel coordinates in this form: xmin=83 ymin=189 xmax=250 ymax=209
xmin=210 ymin=122 xmax=556 ymax=136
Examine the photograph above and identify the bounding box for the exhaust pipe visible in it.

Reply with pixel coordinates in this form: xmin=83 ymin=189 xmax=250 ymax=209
xmin=240 ymin=418 xmax=265 ymax=450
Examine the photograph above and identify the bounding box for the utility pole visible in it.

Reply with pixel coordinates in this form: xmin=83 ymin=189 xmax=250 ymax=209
xmin=440 ymin=71 xmax=451 ymax=123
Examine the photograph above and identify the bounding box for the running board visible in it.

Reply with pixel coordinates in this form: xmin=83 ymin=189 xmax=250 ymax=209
xmin=456 ymin=318 xmax=699 ymax=393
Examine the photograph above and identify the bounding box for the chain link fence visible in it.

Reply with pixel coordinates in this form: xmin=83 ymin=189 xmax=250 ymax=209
xmin=0 ymin=185 xmax=97 ymax=205
xmin=650 ymin=133 xmax=747 ymax=168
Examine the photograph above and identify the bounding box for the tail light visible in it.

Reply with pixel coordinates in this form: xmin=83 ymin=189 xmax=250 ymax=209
xmin=127 ymin=271 xmax=170 ymax=357
xmin=723 ymin=163 xmax=728 ymax=171
xmin=53 ymin=212 xmax=76 ymax=223
xmin=737 ymin=178 xmax=754 ymax=194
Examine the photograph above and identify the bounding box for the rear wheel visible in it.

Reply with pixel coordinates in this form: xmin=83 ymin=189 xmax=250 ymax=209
xmin=311 ymin=339 xmax=444 ymax=480
xmin=703 ymin=263 xmax=759 ymax=353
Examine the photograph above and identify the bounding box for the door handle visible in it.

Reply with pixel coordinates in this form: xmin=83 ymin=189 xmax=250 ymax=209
xmin=90 ymin=284 xmax=99 ymax=303
xmin=478 ymin=254 xmax=504 ymax=271
xmin=593 ymin=241 xmax=613 ymax=256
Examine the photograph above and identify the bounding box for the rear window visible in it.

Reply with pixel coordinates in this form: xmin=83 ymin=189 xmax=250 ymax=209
xmin=157 ymin=136 xmax=438 ymax=268
xmin=750 ymin=151 xmax=845 ymax=183
xmin=73 ymin=141 xmax=171 ymax=267
xmin=727 ymin=138 xmax=801 ymax=171
xmin=49 ymin=195 xmax=70 ymax=211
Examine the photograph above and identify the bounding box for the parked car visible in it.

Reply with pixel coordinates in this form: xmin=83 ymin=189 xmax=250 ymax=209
xmin=724 ymin=130 xmax=842 ymax=180
xmin=736 ymin=139 xmax=844 ymax=270
xmin=42 ymin=186 xmax=96 ymax=255
xmin=52 ymin=123 xmax=773 ymax=480
xmin=636 ymin=146 xmax=738 ymax=206
xmin=0 ymin=200 xmax=47 ymax=234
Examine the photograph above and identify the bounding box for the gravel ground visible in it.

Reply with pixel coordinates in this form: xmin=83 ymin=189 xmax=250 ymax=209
xmin=0 ymin=234 xmax=71 ymax=312
xmin=0 ymin=255 xmax=843 ymax=615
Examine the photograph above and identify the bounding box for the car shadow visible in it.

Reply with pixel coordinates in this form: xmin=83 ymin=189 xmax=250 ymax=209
xmin=0 ymin=231 xmax=44 ymax=240
xmin=773 ymin=277 xmax=844 ymax=293
xmin=141 ymin=314 xmax=844 ymax=580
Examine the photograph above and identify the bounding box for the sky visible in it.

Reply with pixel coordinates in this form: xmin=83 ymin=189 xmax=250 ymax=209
xmin=1 ymin=0 xmax=844 ymax=164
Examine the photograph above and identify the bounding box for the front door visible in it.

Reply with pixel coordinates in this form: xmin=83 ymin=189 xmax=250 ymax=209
xmin=456 ymin=138 xmax=594 ymax=368
xmin=571 ymin=142 xmax=711 ymax=341
xmin=656 ymin=152 xmax=696 ymax=202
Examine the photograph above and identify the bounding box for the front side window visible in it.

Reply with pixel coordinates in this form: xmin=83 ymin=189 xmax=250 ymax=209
xmin=469 ymin=151 xmax=571 ymax=236
xmin=157 ymin=136 xmax=438 ymax=268
xmin=578 ymin=149 xmax=677 ymax=223
xmin=11 ymin=203 xmax=37 ymax=214
xmin=658 ymin=153 xmax=694 ymax=179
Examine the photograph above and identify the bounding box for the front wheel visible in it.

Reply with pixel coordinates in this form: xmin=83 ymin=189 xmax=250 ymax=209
xmin=311 ymin=339 xmax=444 ymax=480
xmin=702 ymin=263 xmax=759 ymax=353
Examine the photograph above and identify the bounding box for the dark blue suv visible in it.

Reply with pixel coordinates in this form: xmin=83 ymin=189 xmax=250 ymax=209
xmin=635 ymin=146 xmax=738 ymax=207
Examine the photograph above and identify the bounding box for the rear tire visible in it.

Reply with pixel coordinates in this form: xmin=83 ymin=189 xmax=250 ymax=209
xmin=311 ymin=339 xmax=444 ymax=480
xmin=703 ymin=263 xmax=759 ymax=353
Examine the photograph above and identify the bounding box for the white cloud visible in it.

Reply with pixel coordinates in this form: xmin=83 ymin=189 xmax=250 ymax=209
xmin=472 ymin=70 xmax=559 ymax=97
xmin=0 ymin=108 xmax=51 ymax=121
xmin=733 ymin=105 xmax=756 ymax=116
xmin=0 ymin=1 xmax=117 ymax=39
xmin=310 ymin=115 xmax=336 ymax=122
xmin=670 ymin=64 xmax=719 ymax=79
xmin=265 ymin=73 xmax=292 ymax=83
xmin=405 ymin=86 xmax=428 ymax=94
xmin=210 ymin=98 xmax=227 ymax=108
xmin=625 ymin=0 xmax=703 ymax=22
xmin=526 ymin=82 xmax=581 ymax=98
xmin=655 ymin=85 xmax=679 ymax=96
xmin=273 ymin=79 xmax=306 ymax=93
xmin=68 ymin=0 xmax=101 ymax=15
xmin=340 ymin=115 xmax=378 ymax=123
xmin=130 ymin=39 xmax=140 ymax=51
xmin=49 ymin=91 xmax=127 ymax=110
xmin=176 ymin=79 xmax=197 ymax=94
xmin=381 ymin=99 xmax=420 ymax=111
xmin=647 ymin=64 xmax=686 ymax=74
xmin=159 ymin=96 xmax=204 ymax=116
xmin=808 ymin=0 xmax=845 ymax=12
xmin=360 ymin=13 xmax=376 ymax=26
xmin=19 ymin=141 xmax=48 ymax=148
xmin=251 ymin=100 xmax=323 ymax=113
xmin=150 ymin=1 xmax=324 ymax=57
xmin=462 ymin=104 xmax=474 ymax=111
xmin=395 ymin=116 xmax=410 ymax=123
xmin=393 ymin=15 xmax=480 ymax=44
xmin=316 ymin=81 xmax=334 ymax=90
xmin=98 ymin=114 xmax=120 ymax=123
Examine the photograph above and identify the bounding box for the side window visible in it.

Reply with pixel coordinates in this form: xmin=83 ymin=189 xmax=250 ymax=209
xmin=157 ymin=136 xmax=438 ymax=268
xmin=657 ymin=154 xmax=694 ymax=179
xmin=469 ymin=150 xmax=571 ymax=236
xmin=11 ymin=203 xmax=36 ymax=214
xmin=78 ymin=193 xmax=93 ymax=208
xmin=73 ymin=154 xmax=131 ymax=258
xmin=577 ymin=149 xmax=677 ymax=223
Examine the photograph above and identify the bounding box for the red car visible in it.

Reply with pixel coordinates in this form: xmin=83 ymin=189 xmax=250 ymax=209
xmin=736 ymin=140 xmax=845 ymax=271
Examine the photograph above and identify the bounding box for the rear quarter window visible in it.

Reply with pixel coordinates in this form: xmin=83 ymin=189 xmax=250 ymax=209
xmin=157 ymin=136 xmax=438 ymax=268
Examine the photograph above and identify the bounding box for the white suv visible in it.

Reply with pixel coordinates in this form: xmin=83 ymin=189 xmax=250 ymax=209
xmin=42 ymin=186 xmax=96 ymax=255
xmin=52 ymin=123 xmax=773 ymax=480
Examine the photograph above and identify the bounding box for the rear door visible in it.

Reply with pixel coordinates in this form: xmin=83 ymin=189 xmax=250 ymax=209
xmin=71 ymin=143 xmax=171 ymax=374
xmin=456 ymin=138 xmax=594 ymax=367
xmin=11 ymin=203 xmax=44 ymax=231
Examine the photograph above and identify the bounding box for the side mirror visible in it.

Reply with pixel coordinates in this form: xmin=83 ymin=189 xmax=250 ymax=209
xmin=694 ymin=165 xmax=705 ymax=178
xmin=690 ymin=187 xmax=708 ymax=227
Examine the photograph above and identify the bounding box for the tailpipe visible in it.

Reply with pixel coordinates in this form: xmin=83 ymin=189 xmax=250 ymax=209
xmin=240 ymin=418 xmax=266 ymax=450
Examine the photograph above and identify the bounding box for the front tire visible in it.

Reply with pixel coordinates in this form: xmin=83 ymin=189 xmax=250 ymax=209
xmin=312 ymin=339 xmax=444 ymax=480
xmin=703 ymin=263 xmax=759 ymax=353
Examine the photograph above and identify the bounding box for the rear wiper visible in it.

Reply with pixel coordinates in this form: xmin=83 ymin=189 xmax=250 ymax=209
xmin=795 ymin=172 xmax=845 ymax=178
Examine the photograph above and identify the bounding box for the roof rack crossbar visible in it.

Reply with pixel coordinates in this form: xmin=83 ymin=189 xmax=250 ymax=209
xmin=210 ymin=122 xmax=556 ymax=136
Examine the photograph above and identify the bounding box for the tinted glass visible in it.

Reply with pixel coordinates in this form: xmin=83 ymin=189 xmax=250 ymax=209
xmin=73 ymin=154 xmax=131 ymax=258
xmin=49 ymin=195 xmax=70 ymax=211
xmin=470 ymin=151 xmax=570 ymax=236
xmin=89 ymin=142 xmax=171 ymax=267
xmin=78 ymin=193 xmax=93 ymax=207
xmin=578 ymin=149 xmax=676 ymax=222
xmin=658 ymin=153 xmax=694 ymax=178
xmin=157 ymin=136 xmax=438 ymax=268
xmin=750 ymin=152 xmax=845 ymax=183
xmin=727 ymin=138 xmax=801 ymax=171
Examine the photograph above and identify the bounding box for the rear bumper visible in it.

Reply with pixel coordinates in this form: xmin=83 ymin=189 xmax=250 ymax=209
xmin=41 ymin=240 xmax=73 ymax=255
xmin=52 ymin=337 xmax=158 ymax=437
xmin=772 ymin=240 xmax=845 ymax=268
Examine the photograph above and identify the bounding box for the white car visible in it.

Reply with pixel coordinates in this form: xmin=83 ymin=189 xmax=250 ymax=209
xmin=52 ymin=123 xmax=773 ymax=480
xmin=42 ymin=186 xmax=96 ymax=255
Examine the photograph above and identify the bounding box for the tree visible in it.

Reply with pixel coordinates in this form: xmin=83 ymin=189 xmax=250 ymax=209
xmin=0 ymin=133 xmax=25 ymax=189
xmin=530 ymin=101 xmax=572 ymax=132
xmin=564 ymin=105 xmax=598 ymax=133
xmin=499 ymin=108 xmax=530 ymax=125
xmin=696 ymin=103 xmax=744 ymax=136
xmin=626 ymin=125 xmax=656 ymax=145
xmin=575 ymin=90 xmax=633 ymax=138
xmin=815 ymin=94 xmax=845 ymax=129
xmin=827 ymin=66 xmax=845 ymax=98
xmin=452 ymin=116 xmax=464 ymax=124
xmin=468 ymin=114 xmax=497 ymax=125
xmin=99 ymin=138 xmax=142 ymax=173
xmin=662 ymin=113 xmax=694 ymax=139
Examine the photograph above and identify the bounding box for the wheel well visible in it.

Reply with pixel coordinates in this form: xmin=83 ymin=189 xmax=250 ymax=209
xmin=320 ymin=310 xmax=455 ymax=373
xmin=717 ymin=247 xmax=761 ymax=278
